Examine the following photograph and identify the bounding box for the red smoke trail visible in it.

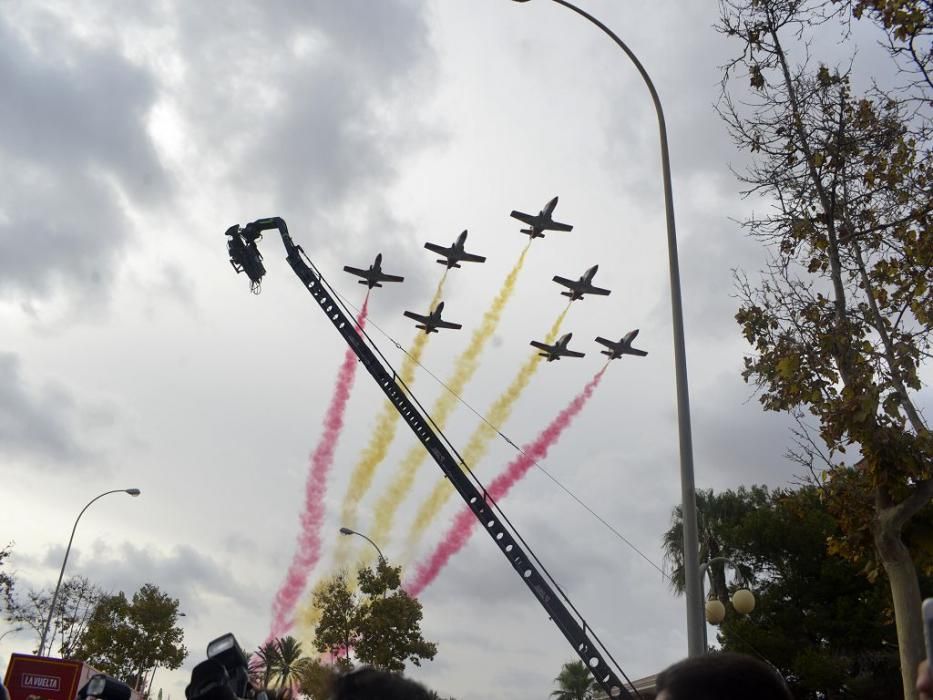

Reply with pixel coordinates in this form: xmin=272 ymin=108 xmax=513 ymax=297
xmin=268 ymin=295 xmax=370 ymax=638
xmin=406 ymin=365 xmax=608 ymax=597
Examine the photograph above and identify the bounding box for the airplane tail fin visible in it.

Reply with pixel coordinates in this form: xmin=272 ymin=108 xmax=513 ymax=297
xmin=560 ymin=291 xmax=573 ymax=298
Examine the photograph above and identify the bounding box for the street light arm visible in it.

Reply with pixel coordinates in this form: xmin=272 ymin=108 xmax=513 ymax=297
xmin=340 ymin=528 xmax=386 ymax=564
xmin=357 ymin=533 xmax=386 ymax=564
xmin=38 ymin=489 xmax=139 ymax=656
xmin=542 ymin=0 xmax=703 ymax=658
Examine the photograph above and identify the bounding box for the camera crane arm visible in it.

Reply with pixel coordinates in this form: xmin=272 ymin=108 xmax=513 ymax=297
xmin=225 ymin=217 xmax=636 ymax=700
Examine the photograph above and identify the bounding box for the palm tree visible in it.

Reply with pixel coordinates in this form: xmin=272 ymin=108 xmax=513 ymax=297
xmin=550 ymin=660 xmax=597 ymax=700
xmin=661 ymin=487 xmax=761 ymax=603
xmin=249 ymin=640 xmax=281 ymax=688
xmin=269 ymin=636 xmax=311 ymax=691
xmin=251 ymin=636 xmax=313 ymax=698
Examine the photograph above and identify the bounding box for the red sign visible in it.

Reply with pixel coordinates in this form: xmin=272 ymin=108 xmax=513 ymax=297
xmin=3 ymin=655 xmax=92 ymax=700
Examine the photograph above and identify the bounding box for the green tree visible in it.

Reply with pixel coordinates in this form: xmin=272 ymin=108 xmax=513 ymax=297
xmin=76 ymin=583 xmax=186 ymax=688
xmin=294 ymin=657 xmax=336 ymax=700
xmin=312 ymin=559 xmax=437 ymax=673
xmin=550 ymin=660 xmax=598 ymax=700
xmin=311 ymin=573 xmax=360 ymax=671
xmin=354 ymin=560 xmax=437 ymax=672
xmin=718 ymin=1 xmax=931 ymax=694
xmin=662 ymin=485 xmax=928 ymax=698
xmin=3 ymin=573 xmax=104 ymax=657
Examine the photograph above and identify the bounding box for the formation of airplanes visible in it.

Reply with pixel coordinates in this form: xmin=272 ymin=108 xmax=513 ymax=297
xmin=338 ymin=196 xmax=647 ymax=358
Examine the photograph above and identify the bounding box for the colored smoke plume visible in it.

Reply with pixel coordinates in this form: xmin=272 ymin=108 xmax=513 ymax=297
xmin=370 ymin=245 xmax=531 ymax=543
xmin=405 ymin=303 xmax=571 ymax=553
xmin=267 ymin=296 xmax=370 ymax=638
xmin=406 ymin=365 xmax=607 ymax=597
xmin=333 ymin=273 xmax=447 ymax=569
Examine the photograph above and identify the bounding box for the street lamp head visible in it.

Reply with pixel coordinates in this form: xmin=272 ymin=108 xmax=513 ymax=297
xmin=732 ymin=588 xmax=756 ymax=615
xmin=704 ymin=599 xmax=726 ymax=625
xmin=125 ymin=489 xmax=141 ymax=497
xmin=339 ymin=527 xmax=355 ymax=536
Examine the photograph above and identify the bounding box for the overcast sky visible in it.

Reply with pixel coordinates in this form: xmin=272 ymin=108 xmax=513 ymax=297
xmin=2 ymin=2 xmax=928 ymax=699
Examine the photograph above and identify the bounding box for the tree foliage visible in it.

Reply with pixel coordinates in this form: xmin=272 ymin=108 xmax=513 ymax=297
xmin=312 ymin=559 xmax=437 ymax=673
xmin=76 ymin=583 xmax=186 ymax=687
xmin=550 ymin=660 xmax=598 ymax=700
xmin=294 ymin=656 xmax=336 ymax=700
xmin=311 ymin=573 xmax=360 ymax=671
xmin=3 ymin=572 xmax=104 ymax=657
xmin=663 ymin=485 xmax=927 ymax=697
xmin=717 ymin=0 xmax=931 ymax=694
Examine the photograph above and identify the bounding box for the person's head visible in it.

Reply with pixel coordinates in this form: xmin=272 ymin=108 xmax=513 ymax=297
xmin=329 ymin=667 xmax=434 ymax=700
xmin=655 ymin=652 xmax=792 ymax=700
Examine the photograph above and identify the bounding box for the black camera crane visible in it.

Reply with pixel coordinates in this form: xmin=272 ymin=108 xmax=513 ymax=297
xmin=225 ymin=217 xmax=638 ymax=700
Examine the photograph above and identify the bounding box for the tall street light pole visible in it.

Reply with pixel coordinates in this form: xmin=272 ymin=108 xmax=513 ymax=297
xmin=38 ymin=488 xmax=142 ymax=656
xmin=511 ymin=0 xmax=704 ymax=657
xmin=339 ymin=527 xmax=386 ymax=564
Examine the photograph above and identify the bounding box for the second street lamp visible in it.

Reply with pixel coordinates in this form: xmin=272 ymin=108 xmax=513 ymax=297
xmin=510 ymin=0 xmax=704 ymax=656
xmin=339 ymin=527 xmax=386 ymax=564
xmin=38 ymin=488 xmax=142 ymax=656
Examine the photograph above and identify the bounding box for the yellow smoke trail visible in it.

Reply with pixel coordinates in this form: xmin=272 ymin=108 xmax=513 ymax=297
xmin=295 ymin=577 xmax=328 ymax=644
xmin=333 ymin=273 xmax=447 ymax=569
xmin=404 ymin=303 xmax=571 ymax=556
xmin=369 ymin=244 xmax=531 ymax=544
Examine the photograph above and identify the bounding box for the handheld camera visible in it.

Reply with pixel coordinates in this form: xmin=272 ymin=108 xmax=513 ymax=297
xmin=185 ymin=634 xmax=268 ymax=700
xmin=78 ymin=675 xmax=132 ymax=700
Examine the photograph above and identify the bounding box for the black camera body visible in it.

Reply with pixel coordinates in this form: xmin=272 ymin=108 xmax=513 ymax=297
xmin=78 ymin=675 xmax=132 ymax=700
xmin=186 ymin=634 xmax=268 ymax=700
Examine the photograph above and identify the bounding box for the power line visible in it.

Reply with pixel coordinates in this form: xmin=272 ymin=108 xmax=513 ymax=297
xmin=332 ymin=289 xmax=668 ymax=578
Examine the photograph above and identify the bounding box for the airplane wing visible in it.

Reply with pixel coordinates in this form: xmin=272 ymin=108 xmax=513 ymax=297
xmin=594 ymin=336 xmax=616 ymax=348
xmin=424 ymin=242 xmax=451 ymax=256
xmin=510 ymin=211 xmax=537 ymax=226
xmin=583 ymin=285 xmax=611 ymax=296
xmin=343 ymin=266 xmax=369 ymax=277
xmin=404 ymin=311 xmax=429 ymax=324
xmin=562 ymin=350 xmax=586 ymax=358
xmin=629 ymin=348 xmax=648 ymax=357
xmin=530 ymin=340 xmax=554 ymax=352
xmin=547 ymin=221 xmax=573 ymax=232
xmin=552 ymin=276 xmax=577 ymax=289
xmin=376 ymin=272 xmax=405 ymax=283
xmin=435 ymin=320 xmax=463 ymax=330
xmin=459 ymin=252 xmax=486 ymax=263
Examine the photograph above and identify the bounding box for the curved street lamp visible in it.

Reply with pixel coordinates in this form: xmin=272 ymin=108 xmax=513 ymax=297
xmin=699 ymin=557 xmax=756 ymax=650
xmin=339 ymin=527 xmax=386 ymax=564
xmin=0 ymin=626 xmax=24 ymax=643
xmin=38 ymin=488 xmax=141 ymax=656
xmin=510 ymin=0 xmax=703 ymax=656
